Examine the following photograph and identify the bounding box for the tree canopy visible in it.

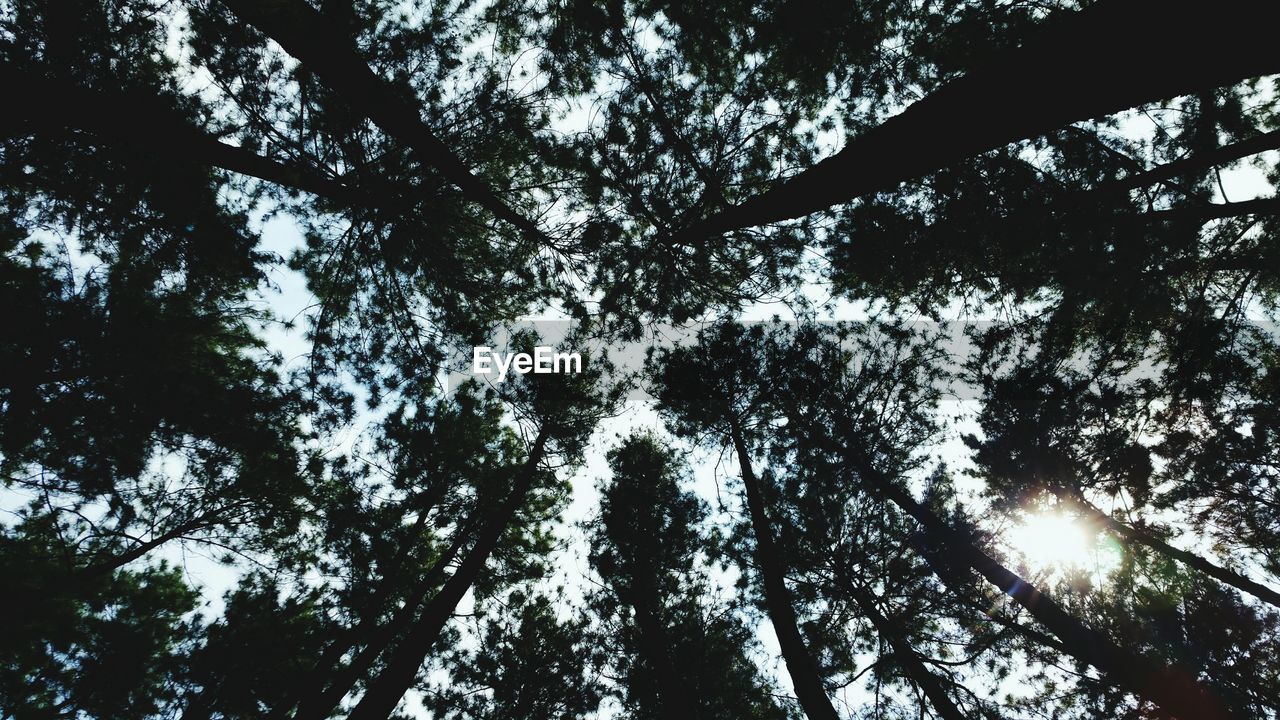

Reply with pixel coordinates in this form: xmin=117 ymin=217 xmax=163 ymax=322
xmin=3 ymin=1 xmax=1279 ymax=719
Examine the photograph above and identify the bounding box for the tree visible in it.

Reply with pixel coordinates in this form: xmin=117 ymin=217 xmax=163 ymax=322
xmin=181 ymin=575 xmax=337 ymax=719
xmin=651 ymin=322 xmax=1001 ymax=718
xmin=338 ymin=347 xmax=620 ymax=720
xmin=650 ymin=320 xmax=1259 ymax=719
xmin=964 ymin=347 xmax=1280 ymax=608
xmin=647 ymin=328 xmax=842 ymax=720
xmin=421 ymin=591 xmax=603 ymax=720
xmin=5 ymin=0 xmax=1280 ymax=718
xmin=672 ymin=0 xmax=1280 ymax=241
xmin=0 ymin=558 xmax=198 ymax=718
xmin=589 ymin=433 xmax=795 ymax=720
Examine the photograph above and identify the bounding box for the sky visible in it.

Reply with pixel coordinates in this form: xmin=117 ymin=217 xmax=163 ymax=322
xmin=2 ymin=118 xmax=1271 ymax=719
xmin=142 ymin=132 xmax=1261 ymax=713
xmin=223 ymin=92 xmax=1280 ymax=710
xmin=5 ymin=6 xmax=1278 ymax=713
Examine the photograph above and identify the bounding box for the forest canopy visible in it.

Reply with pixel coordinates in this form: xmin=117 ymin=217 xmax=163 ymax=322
xmin=3 ymin=1 xmax=1280 ymax=719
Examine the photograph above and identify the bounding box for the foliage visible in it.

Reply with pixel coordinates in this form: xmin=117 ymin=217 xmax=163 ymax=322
xmin=3 ymin=0 xmax=1279 ymax=718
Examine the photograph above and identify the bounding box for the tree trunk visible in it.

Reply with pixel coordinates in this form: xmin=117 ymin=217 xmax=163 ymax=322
xmin=835 ymin=571 xmax=967 ymax=720
xmin=778 ymin=392 xmax=1228 ymax=717
xmin=341 ymin=430 xmax=549 ymax=720
xmin=288 ymin=524 xmax=471 ymax=720
xmin=1104 ymin=130 xmax=1280 ymax=194
xmin=616 ymin=464 xmax=701 ymax=719
xmin=220 ymin=0 xmax=549 ymax=245
xmin=624 ymin=578 xmax=701 ymax=719
xmin=1147 ymin=197 xmax=1280 ymax=224
xmin=1052 ymin=486 xmax=1280 ymax=609
xmin=729 ymin=421 xmax=841 ymax=720
xmin=674 ymin=0 xmax=1280 ymax=242
xmin=791 ymin=408 xmax=1235 ymax=719
xmin=280 ymin=476 xmax=464 ymax=719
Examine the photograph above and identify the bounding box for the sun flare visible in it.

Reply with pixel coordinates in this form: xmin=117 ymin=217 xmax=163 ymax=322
xmin=1007 ymin=511 xmax=1113 ymax=574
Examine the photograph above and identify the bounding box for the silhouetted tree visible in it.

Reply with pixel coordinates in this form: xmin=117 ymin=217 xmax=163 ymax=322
xmin=589 ymin=433 xmax=795 ymax=720
xmin=5 ymin=0 xmax=1280 ymax=718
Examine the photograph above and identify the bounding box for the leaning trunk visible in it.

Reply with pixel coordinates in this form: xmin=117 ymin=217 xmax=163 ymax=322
xmin=817 ymin=430 xmax=1234 ymax=720
xmin=675 ymin=0 xmax=1280 ymax=241
xmin=730 ymin=421 xmax=841 ymax=720
xmin=834 ymin=566 xmax=967 ymax=720
xmin=342 ymin=431 xmax=549 ymax=720
xmin=289 ymin=524 xmax=471 ymax=720
xmin=220 ymin=0 xmax=549 ymax=245
xmin=625 ymin=576 xmax=700 ymax=718
xmin=1 ymin=62 xmax=357 ymax=203
xmin=1052 ymin=486 xmax=1280 ymax=609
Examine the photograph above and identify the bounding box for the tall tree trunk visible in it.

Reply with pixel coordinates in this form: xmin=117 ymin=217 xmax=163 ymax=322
xmin=281 ymin=476 xmax=465 ymax=720
xmin=673 ymin=0 xmax=1280 ymax=242
xmin=834 ymin=571 xmax=967 ymax=720
xmin=817 ymin=432 xmax=1235 ymax=720
xmin=186 ymin=489 xmax=467 ymax=720
xmin=1146 ymin=197 xmax=1280 ymax=224
xmin=287 ymin=524 xmax=471 ymax=720
xmin=1051 ymin=486 xmax=1280 ymax=609
xmin=616 ymin=465 xmax=701 ymax=719
xmin=729 ymin=421 xmax=841 ymax=720
xmin=180 ymin=530 xmax=470 ymax=720
xmin=220 ymin=0 xmax=550 ymax=245
xmin=342 ymin=430 xmax=549 ymax=720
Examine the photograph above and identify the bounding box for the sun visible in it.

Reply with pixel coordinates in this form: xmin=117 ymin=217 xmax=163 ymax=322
xmin=1006 ymin=511 xmax=1112 ymax=574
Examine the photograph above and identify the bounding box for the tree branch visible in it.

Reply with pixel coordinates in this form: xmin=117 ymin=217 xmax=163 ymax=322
xmin=219 ymin=0 xmax=552 ymax=246
xmin=673 ymin=0 xmax=1280 ymax=243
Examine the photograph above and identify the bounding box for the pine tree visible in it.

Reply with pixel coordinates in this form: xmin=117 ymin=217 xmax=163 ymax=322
xmin=5 ymin=1 xmax=1280 ymax=718
xmin=589 ymin=433 xmax=795 ymax=720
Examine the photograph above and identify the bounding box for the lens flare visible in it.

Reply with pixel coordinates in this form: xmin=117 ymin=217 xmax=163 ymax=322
xmin=1007 ymin=511 xmax=1116 ymax=575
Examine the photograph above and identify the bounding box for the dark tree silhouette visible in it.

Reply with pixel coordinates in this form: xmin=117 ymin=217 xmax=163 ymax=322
xmin=4 ymin=0 xmax=1280 ymax=718
xmin=673 ymin=0 xmax=1280 ymax=242
xmin=589 ymin=433 xmax=795 ymax=720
